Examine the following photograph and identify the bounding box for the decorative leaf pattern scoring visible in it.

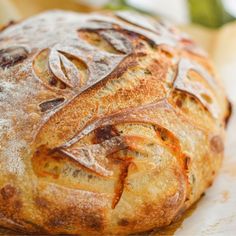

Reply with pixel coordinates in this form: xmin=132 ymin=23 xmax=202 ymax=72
xmin=48 ymin=48 xmax=81 ymax=88
xmin=173 ymin=58 xmax=219 ymax=118
xmin=53 ymin=100 xmax=190 ymax=208
xmin=33 ymin=47 xmax=88 ymax=92
xmin=30 ymin=11 xmax=223 ymax=209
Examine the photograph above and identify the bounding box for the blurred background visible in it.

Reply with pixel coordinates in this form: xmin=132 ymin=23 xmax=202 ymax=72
xmin=1 ymin=0 xmax=236 ymax=27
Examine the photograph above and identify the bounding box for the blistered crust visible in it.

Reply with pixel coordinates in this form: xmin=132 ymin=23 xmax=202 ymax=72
xmin=0 ymin=10 xmax=230 ymax=235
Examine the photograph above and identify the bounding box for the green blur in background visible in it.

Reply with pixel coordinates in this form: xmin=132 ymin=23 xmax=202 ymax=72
xmin=106 ymin=0 xmax=236 ymax=28
xmin=188 ymin=0 xmax=234 ymax=28
xmin=0 ymin=0 xmax=235 ymax=28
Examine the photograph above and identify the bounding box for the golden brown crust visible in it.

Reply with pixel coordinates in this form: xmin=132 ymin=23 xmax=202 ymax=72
xmin=0 ymin=10 xmax=230 ymax=235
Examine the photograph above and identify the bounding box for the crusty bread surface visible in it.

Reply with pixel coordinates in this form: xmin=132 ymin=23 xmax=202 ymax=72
xmin=0 ymin=10 xmax=231 ymax=235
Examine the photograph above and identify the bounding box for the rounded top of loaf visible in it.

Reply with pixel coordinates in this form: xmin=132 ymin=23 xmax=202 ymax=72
xmin=0 ymin=10 xmax=231 ymax=235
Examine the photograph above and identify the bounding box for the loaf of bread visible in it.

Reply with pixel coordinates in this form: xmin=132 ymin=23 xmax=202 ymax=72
xmin=0 ymin=10 xmax=231 ymax=235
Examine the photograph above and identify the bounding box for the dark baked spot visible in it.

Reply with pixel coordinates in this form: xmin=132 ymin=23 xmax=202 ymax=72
xmin=191 ymin=174 xmax=196 ymax=184
xmin=14 ymin=199 xmax=23 ymax=210
xmin=207 ymin=181 xmax=213 ymax=187
xmin=48 ymin=215 xmax=64 ymax=227
xmin=46 ymin=204 xmax=104 ymax=231
xmin=0 ymin=185 xmax=24 ymax=221
xmin=42 ymin=203 xmax=104 ymax=232
xmin=153 ymin=125 xmax=183 ymax=168
xmin=118 ymin=218 xmax=130 ymax=226
xmin=210 ymin=135 xmax=224 ymax=153
xmin=154 ymin=126 xmax=170 ymax=142
xmin=93 ymin=125 xmax=119 ymax=143
xmin=0 ymin=46 xmax=28 ymax=68
xmin=184 ymin=155 xmax=191 ymax=171
xmin=201 ymin=93 xmax=212 ymax=104
xmin=0 ymin=86 xmax=3 ymax=92
xmin=0 ymin=184 xmax=16 ymax=200
xmin=72 ymin=169 xmax=81 ymax=178
xmin=88 ymin=174 xmax=93 ymax=179
xmin=82 ymin=213 xmax=103 ymax=231
xmin=160 ymin=47 xmax=174 ymax=58
xmin=158 ymin=129 xmax=168 ymax=141
xmin=39 ymin=97 xmax=65 ymax=112
xmin=35 ymin=197 xmax=50 ymax=209
xmin=224 ymin=100 xmax=232 ymax=127
xmin=175 ymin=98 xmax=183 ymax=108
xmin=144 ymin=69 xmax=152 ymax=75
xmin=172 ymin=91 xmax=186 ymax=108
xmin=143 ymin=203 xmax=155 ymax=215
xmin=47 ymin=207 xmax=77 ymax=228
xmin=49 ymin=77 xmax=57 ymax=86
